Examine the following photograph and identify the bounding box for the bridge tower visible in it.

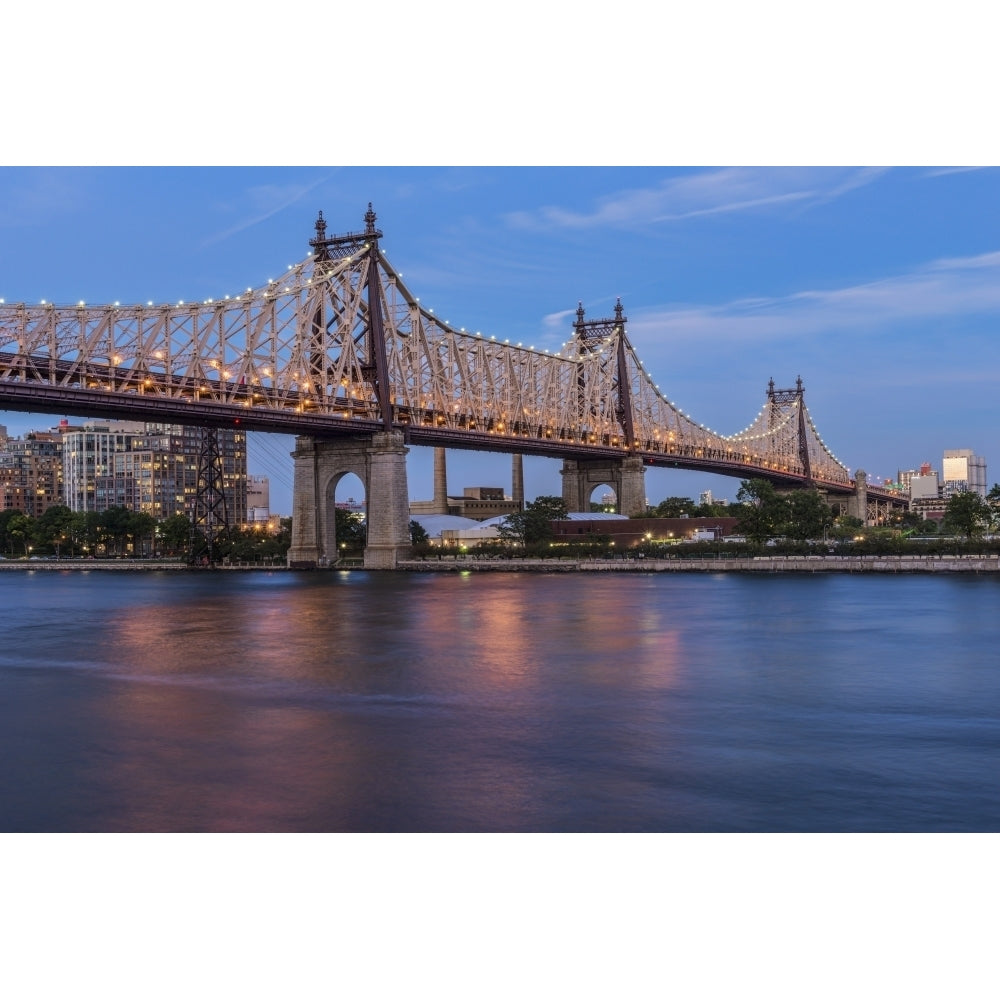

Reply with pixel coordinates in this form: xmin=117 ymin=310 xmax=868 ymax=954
xmin=560 ymin=301 xmax=646 ymax=516
xmin=767 ymin=376 xmax=812 ymax=484
xmin=287 ymin=208 xmax=411 ymax=569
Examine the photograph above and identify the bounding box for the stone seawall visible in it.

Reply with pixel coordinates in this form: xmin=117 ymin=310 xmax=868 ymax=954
xmin=5 ymin=555 xmax=1000 ymax=574
xmin=398 ymin=555 xmax=1000 ymax=574
xmin=0 ymin=560 xmax=278 ymax=571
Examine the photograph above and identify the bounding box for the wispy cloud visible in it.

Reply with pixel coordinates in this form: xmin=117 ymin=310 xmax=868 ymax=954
xmin=505 ymin=167 xmax=888 ymax=231
xmin=202 ymin=175 xmax=334 ymax=247
xmin=0 ymin=169 xmax=91 ymax=228
xmin=923 ymin=166 xmax=993 ymax=178
xmin=627 ymin=249 xmax=1000 ymax=345
xmin=542 ymin=307 xmax=578 ymax=330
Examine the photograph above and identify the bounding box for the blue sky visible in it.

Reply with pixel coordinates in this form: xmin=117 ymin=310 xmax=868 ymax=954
xmin=2 ymin=166 xmax=1000 ymax=513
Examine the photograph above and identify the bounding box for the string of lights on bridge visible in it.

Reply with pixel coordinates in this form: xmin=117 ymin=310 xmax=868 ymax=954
xmin=2 ymin=244 xmax=851 ymax=478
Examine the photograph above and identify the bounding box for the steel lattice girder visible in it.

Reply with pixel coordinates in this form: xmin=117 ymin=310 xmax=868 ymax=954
xmin=0 ymin=233 xmax=854 ymax=491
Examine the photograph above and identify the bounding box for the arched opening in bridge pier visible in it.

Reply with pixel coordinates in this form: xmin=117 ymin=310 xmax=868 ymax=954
xmin=588 ymin=484 xmax=618 ymax=514
xmin=324 ymin=472 xmax=366 ymax=563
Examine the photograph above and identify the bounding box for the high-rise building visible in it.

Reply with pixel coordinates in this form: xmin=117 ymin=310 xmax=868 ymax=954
xmin=0 ymin=429 xmax=64 ymax=515
xmin=247 ymin=475 xmax=270 ymax=524
xmin=61 ymin=421 xmax=147 ymax=512
xmin=942 ymin=449 xmax=987 ymax=497
xmin=59 ymin=420 xmax=247 ymax=522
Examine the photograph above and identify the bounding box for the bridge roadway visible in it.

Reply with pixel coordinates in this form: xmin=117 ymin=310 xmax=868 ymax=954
xmin=0 ymin=351 xmax=876 ymax=497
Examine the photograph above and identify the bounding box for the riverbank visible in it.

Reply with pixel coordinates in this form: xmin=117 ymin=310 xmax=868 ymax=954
xmin=399 ymin=554 xmax=1000 ymax=573
xmin=0 ymin=560 xmax=279 ymax=571
xmin=6 ymin=554 xmax=1000 ymax=573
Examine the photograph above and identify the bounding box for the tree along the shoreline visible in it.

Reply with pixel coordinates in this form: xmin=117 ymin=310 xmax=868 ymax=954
xmin=497 ymin=495 xmax=569 ymax=545
xmin=0 ymin=505 xmax=291 ymax=562
xmin=732 ymin=479 xmax=834 ymax=543
xmin=729 ymin=478 xmax=1000 ymax=544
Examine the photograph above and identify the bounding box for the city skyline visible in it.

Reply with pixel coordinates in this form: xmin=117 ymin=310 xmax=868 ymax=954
xmin=3 ymin=166 xmax=999 ymax=514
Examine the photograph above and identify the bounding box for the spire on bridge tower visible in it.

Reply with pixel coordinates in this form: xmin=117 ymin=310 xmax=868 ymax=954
xmin=310 ymin=211 xmax=330 ymax=263
xmin=309 ymin=206 xmax=382 ymax=260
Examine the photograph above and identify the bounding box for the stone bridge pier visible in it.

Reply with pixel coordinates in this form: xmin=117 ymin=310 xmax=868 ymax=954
xmin=287 ymin=431 xmax=412 ymax=569
xmin=561 ymin=456 xmax=647 ymax=516
xmin=846 ymin=469 xmax=868 ymax=523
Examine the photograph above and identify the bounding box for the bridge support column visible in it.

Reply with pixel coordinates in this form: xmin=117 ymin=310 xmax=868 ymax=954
xmin=287 ymin=436 xmax=323 ymax=568
xmin=847 ymin=469 xmax=868 ymax=524
xmin=560 ymin=456 xmax=646 ymax=517
xmin=364 ymin=431 xmax=412 ymax=569
xmin=618 ymin=456 xmax=647 ymax=518
xmin=286 ymin=431 xmax=412 ymax=569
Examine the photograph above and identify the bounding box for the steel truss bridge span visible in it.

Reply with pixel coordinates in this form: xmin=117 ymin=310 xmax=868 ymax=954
xmin=0 ymin=207 xmax=870 ymax=497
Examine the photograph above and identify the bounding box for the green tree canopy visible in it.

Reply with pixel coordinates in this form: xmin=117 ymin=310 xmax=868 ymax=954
xmin=7 ymin=513 xmax=35 ymax=556
xmin=159 ymin=514 xmax=193 ymax=556
xmin=734 ymin=479 xmax=788 ymax=543
xmin=497 ymin=495 xmax=569 ymax=545
xmin=35 ymin=505 xmax=76 ymax=555
xmin=649 ymin=496 xmax=697 ymax=518
xmin=784 ymin=490 xmax=835 ymax=541
xmin=335 ymin=508 xmax=366 ymax=550
xmin=941 ymin=490 xmax=991 ymax=539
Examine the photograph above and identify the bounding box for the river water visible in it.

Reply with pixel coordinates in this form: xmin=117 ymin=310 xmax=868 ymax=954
xmin=1 ymin=568 xmax=998 ymax=832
